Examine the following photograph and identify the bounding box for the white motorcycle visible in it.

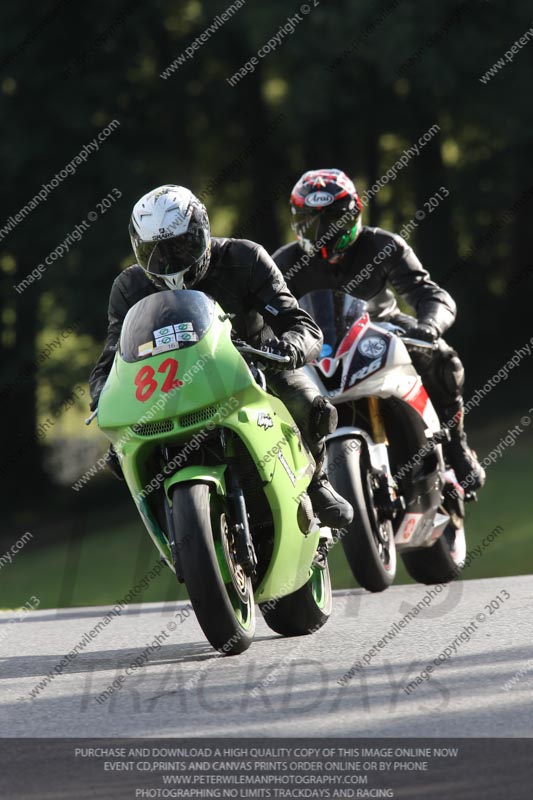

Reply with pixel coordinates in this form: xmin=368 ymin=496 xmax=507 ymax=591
xmin=300 ymin=289 xmax=468 ymax=593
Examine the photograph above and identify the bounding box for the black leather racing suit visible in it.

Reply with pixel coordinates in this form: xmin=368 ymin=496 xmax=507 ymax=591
xmin=272 ymin=227 xmax=466 ymax=426
xmin=89 ymin=237 xmax=333 ymax=469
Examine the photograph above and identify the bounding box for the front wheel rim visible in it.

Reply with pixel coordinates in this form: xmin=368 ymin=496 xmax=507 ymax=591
xmin=219 ymin=513 xmax=254 ymax=630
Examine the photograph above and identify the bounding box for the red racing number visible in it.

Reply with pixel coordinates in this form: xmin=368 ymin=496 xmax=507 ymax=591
xmin=158 ymin=357 xmax=184 ymax=392
xmin=134 ymin=358 xmax=183 ymax=402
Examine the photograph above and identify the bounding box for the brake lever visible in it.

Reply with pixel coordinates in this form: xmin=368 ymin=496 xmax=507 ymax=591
xmin=84 ymin=409 xmax=98 ymax=426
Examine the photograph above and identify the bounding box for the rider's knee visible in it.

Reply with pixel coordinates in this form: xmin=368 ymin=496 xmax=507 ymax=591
xmin=440 ymin=350 xmax=465 ymax=395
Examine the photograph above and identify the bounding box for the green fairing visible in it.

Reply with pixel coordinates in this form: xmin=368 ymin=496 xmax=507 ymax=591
xmin=97 ymin=290 xmax=319 ymax=604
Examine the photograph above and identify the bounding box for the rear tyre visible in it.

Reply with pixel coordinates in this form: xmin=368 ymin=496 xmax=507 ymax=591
xmin=327 ymin=437 xmax=396 ymax=593
xmin=402 ymin=522 xmax=464 ymax=584
xmin=259 ymin=563 xmax=332 ymax=636
xmin=171 ymin=482 xmax=255 ymax=654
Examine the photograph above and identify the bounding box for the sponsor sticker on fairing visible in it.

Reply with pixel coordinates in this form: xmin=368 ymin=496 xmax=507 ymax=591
xmin=257 ymin=412 xmax=273 ymax=430
xmin=174 ymin=323 xmax=194 ymax=332
xmin=138 ymin=341 xmax=154 ymax=357
xmin=359 ymin=336 xmax=387 ymax=358
xmin=153 ymin=326 xmax=175 ymax=339
xmin=153 ymin=342 xmax=182 ymax=355
xmin=278 ymin=452 xmax=296 ymax=486
xmin=155 ymin=333 xmax=177 ymax=347
xmin=175 ymin=331 xmax=198 ymax=342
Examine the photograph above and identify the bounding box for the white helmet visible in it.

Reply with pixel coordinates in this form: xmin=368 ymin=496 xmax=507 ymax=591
xmin=128 ymin=185 xmax=211 ymax=290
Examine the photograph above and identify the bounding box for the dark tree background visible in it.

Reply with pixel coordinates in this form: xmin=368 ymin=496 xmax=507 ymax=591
xmin=1 ymin=0 xmax=532 ymax=524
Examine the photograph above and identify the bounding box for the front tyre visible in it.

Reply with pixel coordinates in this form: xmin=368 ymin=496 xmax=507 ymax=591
xmin=171 ymin=482 xmax=255 ymax=655
xmin=327 ymin=437 xmax=396 ymax=593
xmin=259 ymin=562 xmax=332 ymax=636
xmin=402 ymin=521 xmax=465 ymax=584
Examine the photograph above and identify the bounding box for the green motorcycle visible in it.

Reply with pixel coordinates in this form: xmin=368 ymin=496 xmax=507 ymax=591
xmin=89 ymin=289 xmax=332 ymax=655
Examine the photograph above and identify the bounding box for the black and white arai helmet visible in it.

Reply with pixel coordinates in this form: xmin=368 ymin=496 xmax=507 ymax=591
xmin=129 ymin=185 xmax=211 ymax=290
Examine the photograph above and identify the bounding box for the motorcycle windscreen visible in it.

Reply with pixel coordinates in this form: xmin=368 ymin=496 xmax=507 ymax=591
xmin=120 ymin=289 xmax=215 ymax=362
xmin=299 ymin=290 xmax=368 ymax=356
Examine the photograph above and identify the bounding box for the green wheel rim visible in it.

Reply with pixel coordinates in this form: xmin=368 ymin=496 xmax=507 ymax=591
xmin=309 ymin=565 xmax=327 ymax=609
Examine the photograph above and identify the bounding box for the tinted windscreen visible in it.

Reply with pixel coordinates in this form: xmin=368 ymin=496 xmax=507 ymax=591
xmin=299 ymin=290 xmax=367 ymax=355
xmin=120 ymin=289 xmax=214 ymax=362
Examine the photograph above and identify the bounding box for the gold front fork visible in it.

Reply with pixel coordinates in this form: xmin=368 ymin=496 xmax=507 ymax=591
xmin=368 ymin=396 xmax=388 ymax=445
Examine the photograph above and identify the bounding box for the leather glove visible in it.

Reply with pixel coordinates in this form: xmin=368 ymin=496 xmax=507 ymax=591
xmin=402 ymin=321 xmax=439 ymax=343
xmin=260 ymin=338 xmax=299 ymax=371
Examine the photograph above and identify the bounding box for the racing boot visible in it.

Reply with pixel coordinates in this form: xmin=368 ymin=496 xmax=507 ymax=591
xmin=308 ymin=470 xmax=354 ymax=529
xmin=444 ymin=404 xmax=486 ymax=491
xmin=307 ymin=397 xmax=354 ymax=528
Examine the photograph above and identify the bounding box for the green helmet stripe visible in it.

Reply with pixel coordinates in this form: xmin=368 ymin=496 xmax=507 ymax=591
xmin=333 ymin=217 xmax=361 ymax=253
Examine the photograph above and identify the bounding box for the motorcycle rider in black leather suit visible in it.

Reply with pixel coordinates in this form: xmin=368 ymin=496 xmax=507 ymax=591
xmin=89 ymin=184 xmax=354 ymax=529
xmin=272 ymin=169 xmax=485 ymax=492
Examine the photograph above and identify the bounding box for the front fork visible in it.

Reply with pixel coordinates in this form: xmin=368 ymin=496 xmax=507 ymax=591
xmin=225 ymin=462 xmax=258 ymax=576
xmin=218 ymin=429 xmax=257 ymax=576
xmin=367 ymin=396 xmax=404 ymax=522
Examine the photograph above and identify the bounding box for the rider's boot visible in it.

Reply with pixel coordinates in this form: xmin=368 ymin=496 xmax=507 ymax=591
xmin=444 ymin=402 xmax=486 ymax=491
xmin=307 ymin=439 xmax=354 ymax=529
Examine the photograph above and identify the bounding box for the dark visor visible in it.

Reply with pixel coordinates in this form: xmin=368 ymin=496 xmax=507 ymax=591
xmin=137 ymin=229 xmax=209 ymax=277
xmin=293 ymin=205 xmax=360 ymax=244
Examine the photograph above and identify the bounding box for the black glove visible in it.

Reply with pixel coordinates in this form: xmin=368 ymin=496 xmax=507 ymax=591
xmin=402 ymin=321 xmax=439 ymax=343
xmin=260 ymin=338 xmax=299 ymax=371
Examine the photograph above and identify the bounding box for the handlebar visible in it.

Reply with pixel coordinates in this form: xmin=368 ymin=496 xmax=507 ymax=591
xmin=235 ymin=343 xmax=291 ymax=363
xmin=399 ymin=336 xmax=438 ymax=351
